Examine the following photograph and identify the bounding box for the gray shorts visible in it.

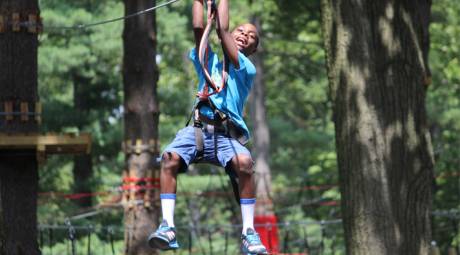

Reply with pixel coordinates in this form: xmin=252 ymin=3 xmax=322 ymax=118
xmin=163 ymin=126 xmax=251 ymax=172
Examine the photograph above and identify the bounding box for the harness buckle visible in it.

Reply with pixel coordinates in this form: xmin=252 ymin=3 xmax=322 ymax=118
xmin=193 ymin=119 xmax=203 ymax=128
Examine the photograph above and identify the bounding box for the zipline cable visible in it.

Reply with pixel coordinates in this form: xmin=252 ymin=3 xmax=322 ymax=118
xmin=25 ymin=0 xmax=181 ymax=31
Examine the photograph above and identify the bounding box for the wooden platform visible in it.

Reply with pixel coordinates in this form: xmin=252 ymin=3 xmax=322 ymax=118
xmin=0 ymin=133 xmax=91 ymax=161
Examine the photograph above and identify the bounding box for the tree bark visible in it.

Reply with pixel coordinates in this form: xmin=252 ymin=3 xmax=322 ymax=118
xmin=0 ymin=0 xmax=41 ymax=254
xmin=250 ymin=18 xmax=274 ymax=218
xmin=321 ymin=1 xmax=434 ymax=254
xmin=250 ymin=16 xmax=279 ymax=254
xmin=122 ymin=0 xmax=160 ymax=254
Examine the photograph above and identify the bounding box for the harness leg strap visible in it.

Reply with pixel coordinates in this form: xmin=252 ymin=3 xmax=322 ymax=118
xmin=194 ymin=126 xmax=204 ymax=160
xmin=225 ymin=165 xmax=241 ymax=205
xmin=192 ymin=107 xmax=205 ymax=161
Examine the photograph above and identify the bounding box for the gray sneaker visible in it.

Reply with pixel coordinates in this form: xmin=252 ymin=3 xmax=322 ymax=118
xmin=147 ymin=220 xmax=180 ymax=250
xmin=241 ymin=228 xmax=268 ymax=255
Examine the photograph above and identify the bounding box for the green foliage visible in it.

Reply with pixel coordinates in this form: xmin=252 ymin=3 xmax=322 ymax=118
xmin=429 ymin=0 xmax=460 ymax=250
xmin=36 ymin=0 xmax=338 ymax=253
xmin=37 ymin=0 xmax=125 ymax=233
xmin=39 ymin=231 xmax=124 ymax=255
xmin=35 ymin=0 xmax=460 ymax=253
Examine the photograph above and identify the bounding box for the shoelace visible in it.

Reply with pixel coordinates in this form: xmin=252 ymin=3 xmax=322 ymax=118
xmin=158 ymin=226 xmax=176 ymax=241
xmin=159 ymin=226 xmax=173 ymax=231
xmin=246 ymin=233 xmax=262 ymax=245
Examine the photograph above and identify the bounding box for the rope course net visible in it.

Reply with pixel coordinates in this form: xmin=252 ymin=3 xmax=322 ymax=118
xmin=36 ymin=169 xmax=460 ymax=255
xmin=36 ymin=211 xmax=460 ymax=255
xmin=38 ymin=219 xmax=345 ymax=255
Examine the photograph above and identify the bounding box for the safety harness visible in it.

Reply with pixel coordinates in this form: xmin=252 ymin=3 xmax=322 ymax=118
xmin=187 ymin=0 xmax=242 ymax=204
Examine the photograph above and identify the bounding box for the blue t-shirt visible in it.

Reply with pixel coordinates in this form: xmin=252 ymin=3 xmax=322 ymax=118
xmin=189 ymin=47 xmax=256 ymax=144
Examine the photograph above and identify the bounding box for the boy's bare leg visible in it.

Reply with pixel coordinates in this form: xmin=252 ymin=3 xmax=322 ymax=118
xmin=230 ymin=154 xmax=256 ymax=234
xmin=148 ymin=152 xmax=182 ymax=250
xmin=159 ymin=152 xmax=182 ymax=227
xmin=231 ymin=154 xmax=255 ymax=198
xmin=160 ymin=152 xmax=181 ymax=194
xmin=231 ymin=154 xmax=268 ymax=254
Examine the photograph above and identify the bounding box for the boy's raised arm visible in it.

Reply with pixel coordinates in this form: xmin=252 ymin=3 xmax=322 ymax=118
xmin=217 ymin=0 xmax=229 ymax=31
xmin=193 ymin=0 xmax=205 ymax=51
xmin=216 ymin=0 xmax=240 ymax=69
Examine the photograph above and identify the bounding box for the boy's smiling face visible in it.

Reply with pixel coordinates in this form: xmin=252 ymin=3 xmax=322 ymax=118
xmin=231 ymin=23 xmax=259 ymax=56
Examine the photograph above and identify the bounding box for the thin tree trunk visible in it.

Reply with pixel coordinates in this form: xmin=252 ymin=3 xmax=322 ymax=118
xmin=321 ymin=1 xmax=434 ymax=255
xmin=250 ymin=17 xmax=279 ymax=253
xmin=73 ymin=74 xmax=93 ymax=208
xmin=250 ymin=19 xmax=274 ymax=218
xmin=72 ymin=154 xmax=93 ymax=207
xmin=0 ymin=0 xmax=41 ymax=254
xmin=122 ymin=0 xmax=160 ymax=254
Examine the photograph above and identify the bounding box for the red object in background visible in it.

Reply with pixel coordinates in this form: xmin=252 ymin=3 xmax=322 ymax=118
xmin=255 ymin=214 xmax=280 ymax=254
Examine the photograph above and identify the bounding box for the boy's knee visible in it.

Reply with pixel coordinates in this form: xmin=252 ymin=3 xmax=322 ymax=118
xmin=232 ymin=155 xmax=254 ymax=175
xmin=161 ymin=152 xmax=182 ymax=173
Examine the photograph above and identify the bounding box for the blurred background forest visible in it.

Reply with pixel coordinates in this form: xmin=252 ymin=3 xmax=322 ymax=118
xmin=34 ymin=0 xmax=459 ymax=254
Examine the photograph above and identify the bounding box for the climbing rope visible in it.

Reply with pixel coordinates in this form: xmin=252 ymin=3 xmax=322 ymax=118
xmin=197 ymin=0 xmax=229 ymax=100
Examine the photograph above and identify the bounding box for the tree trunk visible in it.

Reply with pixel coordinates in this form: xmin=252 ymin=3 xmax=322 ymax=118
xmin=72 ymin=154 xmax=93 ymax=207
xmin=250 ymin=18 xmax=274 ymax=219
xmin=0 ymin=0 xmax=41 ymax=254
xmin=73 ymin=74 xmax=93 ymax=208
xmin=249 ymin=17 xmax=279 ymax=254
xmin=122 ymin=0 xmax=160 ymax=254
xmin=321 ymin=1 xmax=434 ymax=255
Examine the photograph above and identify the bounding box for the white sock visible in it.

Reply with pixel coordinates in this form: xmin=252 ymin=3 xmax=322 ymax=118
xmin=160 ymin=193 xmax=176 ymax=227
xmin=240 ymin=198 xmax=256 ymax=235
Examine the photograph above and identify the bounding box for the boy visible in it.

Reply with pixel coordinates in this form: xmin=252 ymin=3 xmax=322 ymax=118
xmin=148 ymin=0 xmax=268 ymax=254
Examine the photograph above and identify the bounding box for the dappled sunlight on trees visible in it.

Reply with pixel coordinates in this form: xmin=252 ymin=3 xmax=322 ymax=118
xmin=0 ymin=0 xmax=458 ymax=254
